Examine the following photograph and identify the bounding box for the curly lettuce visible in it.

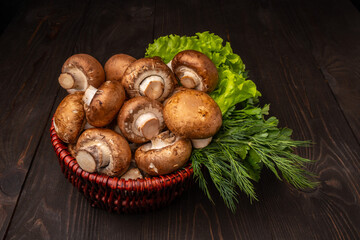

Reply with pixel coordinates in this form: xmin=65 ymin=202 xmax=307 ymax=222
xmin=145 ymin=31 xmax=261 ymax=114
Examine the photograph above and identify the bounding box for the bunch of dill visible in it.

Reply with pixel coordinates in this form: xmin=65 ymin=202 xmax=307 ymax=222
xmin=191 ymin=104 xmax=317 ymax=212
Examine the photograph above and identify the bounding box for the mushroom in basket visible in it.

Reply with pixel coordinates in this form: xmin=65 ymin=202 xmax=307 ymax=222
xmin=83 ymin=80 xmax=126 ymax=127
xmin=53 ymin=91 xmax=85 ymax=144
xmin=171 ymin=50 xmax=218 ymax=93
xmin=121 ymin=57 xmax=177 ymax=102
xmin=117 ymin=96 xmax=165 ymax=143
xmin=104 ymin=54 xmax=136 ymax=82
xmin=58 ymin=54 xmax=105 ymax=94
xmin=75 ymin=128 xmax=131 ymax=177
xmin=163 ymin=88 xmax=222 ymax=148
xmin=135 ymin=131 xmax=192 ymax=176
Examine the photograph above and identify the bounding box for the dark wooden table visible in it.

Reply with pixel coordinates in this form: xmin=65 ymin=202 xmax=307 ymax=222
xmin=1 ymin=0 xmax=359 ymax=239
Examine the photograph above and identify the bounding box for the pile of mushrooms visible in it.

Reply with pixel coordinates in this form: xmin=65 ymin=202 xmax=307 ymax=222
xmin=53 ymin=50 xmax=222 ymax=180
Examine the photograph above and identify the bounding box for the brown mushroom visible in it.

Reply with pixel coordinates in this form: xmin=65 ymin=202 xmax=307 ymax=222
xmin=53 ymin=92 xmax=85 ymax=143
xmin=135 ymin=131 xmax=192 ymax=176
xmin=121 ymin=57 xmax=177 ymax=102
xmin=117 ymin=96 xmax=165 ymax=143
xmin=171 ymin=50 xmax=218 ymax=93
xmin=104 ymin=54 xmax=136 ymax=81
xmin=75 ymin=128 xmax=131 ymax=177
xmin=58 ymin=54 xmax=105 ymax=94
xmin=163 ymin=89 xmax=222 ymax=148
xmin=83 ymin=81 xmax=126 ymax=127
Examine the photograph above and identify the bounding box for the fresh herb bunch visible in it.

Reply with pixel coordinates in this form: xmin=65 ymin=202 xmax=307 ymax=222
xmin=146 ymin=32 xmax=317 ymax=212
xmin=191 ymin=104 xmax=317 ymax=212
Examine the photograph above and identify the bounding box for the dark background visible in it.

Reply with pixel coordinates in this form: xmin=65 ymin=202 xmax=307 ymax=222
xmin=1 ymin=0 xmax=360 ymax=35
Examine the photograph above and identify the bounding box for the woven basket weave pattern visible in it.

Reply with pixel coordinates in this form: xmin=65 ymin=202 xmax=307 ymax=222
xmin=50 ymin=123 xmax=193 ymax=213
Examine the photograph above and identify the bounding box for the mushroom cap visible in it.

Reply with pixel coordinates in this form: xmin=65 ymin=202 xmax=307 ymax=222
xmin=117 ymin=96 xmax=165 ymax=143
xmin=84 ymin=81 xmax=126 ymax=127
xmin=163 ymin=89 xmax=222 ymax=139
xmin=171 ymin=50 xmax=218 ymax=92
xmin=60 ymin=54 xmax=105 ymax=92
xmin=53 ymin=92 xmax=85 ymax=143
xmin=135 ymin=131 xmax=192 ymax=176
xmin=104 ymin=54 xmax=136 ymax=82
xmin=76 ymin=128 xmax=131 ymax=177
xmin=121 ymin=57 xmax=177 ymax=102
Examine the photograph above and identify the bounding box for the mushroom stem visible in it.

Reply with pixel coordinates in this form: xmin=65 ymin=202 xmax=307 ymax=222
xmin=83 ymin=86 xmax=98 ymax=106
xmin=76 ymin=141 xmax=112 ymax=172
xmin=178 ymin=67 xmax=202 ymax=89
xmin=76 ymin=150 xmax=97 ymax=172
xmin=58 ymin=73 xmax=75 ymax=89
xmin=191 ymin=137 xmax=213 ymax=149
xmin=139 ymin=76 xmax=164 ymax=100
xmin=135 ymin=112 xmax=160 ymax=139
xmin=59 ymin=67 xmax=88 ymax=91
xmin=181 ymin=76 xmax=197 ymax=89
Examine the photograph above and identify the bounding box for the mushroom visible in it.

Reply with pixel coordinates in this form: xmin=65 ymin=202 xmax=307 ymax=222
xmin=117 ymin=96 xmax=165 ymax=143
xmin=120 ymin=168 xmax=143 ymax=180
xmin=58 ymin=54 xmax=105 ymax=94
xmin=75 ymin=128 xmax=131 ymax=177
xmin=171 ymin=50 xmax=218 ymax=93
xmin=163 ymin=89 xmax=222 ymax=148
xmin=104 ymin=54 xmax=136 ymax=81
xmin=135 ymin=131 xmax=192 ymax=176
xmin=53 ymin=92 xmax=85 ymax=143
xmin=121 ymin=57 xmax=177 ymax=102
xmin=83 ymin=80 xmax=126 ymax=127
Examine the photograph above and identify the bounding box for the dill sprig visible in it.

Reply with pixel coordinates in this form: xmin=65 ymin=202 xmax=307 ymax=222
xmin=191 ymin=104 xmax=317 ymax=212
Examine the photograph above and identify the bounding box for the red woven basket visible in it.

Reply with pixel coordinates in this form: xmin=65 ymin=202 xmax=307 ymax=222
xmin=50 ymin=120 xmax=193 ymax=213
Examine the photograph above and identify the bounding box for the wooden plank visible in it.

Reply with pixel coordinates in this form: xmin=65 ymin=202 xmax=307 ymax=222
xmin=220 ymin=0 xmax=360 ymax=239
xmin=152 ymin=0 xmax=228 ymax=40
xmin=0 ymin=0 xmax=26 ymax=34
xmin=0 ymin=0 xmax=90 ymax=238
xmin=286 ymin=0 xmax=360 ymax=143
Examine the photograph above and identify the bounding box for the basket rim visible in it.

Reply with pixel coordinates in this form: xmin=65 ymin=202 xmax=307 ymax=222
xmin=50 ymin=119 xmax=193 ymax=192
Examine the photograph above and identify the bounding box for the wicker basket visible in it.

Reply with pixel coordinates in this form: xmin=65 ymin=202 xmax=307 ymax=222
xmin=50 ymin=121 xmax=193 ymax=213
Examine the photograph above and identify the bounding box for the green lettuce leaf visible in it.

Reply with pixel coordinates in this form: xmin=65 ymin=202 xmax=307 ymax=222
xmin=145 ymin=31 xmax=261 ymax=114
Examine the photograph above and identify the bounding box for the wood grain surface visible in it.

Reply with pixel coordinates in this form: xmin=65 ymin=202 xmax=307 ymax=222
xmin=0 ymin=0 xmax=90 ymax=238
xmin=0 ymin=0 xmax=359 ymax=239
